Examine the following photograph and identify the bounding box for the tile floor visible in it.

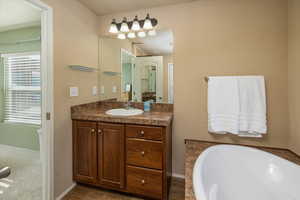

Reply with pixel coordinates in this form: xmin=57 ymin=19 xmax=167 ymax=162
xmin=63 ymin=177 xmax=185 ymax=200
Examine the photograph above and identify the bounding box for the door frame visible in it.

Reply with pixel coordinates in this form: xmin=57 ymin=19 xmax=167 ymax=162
xmin=25 ymin=0 xmax=54 ymax=200
xmin=134 ymin=56 xmax=163 ymax=102
xmin=168 ymin=63 xmax=174 ymax=103
xmin=120 ymin=48 xmax=135 ymax=101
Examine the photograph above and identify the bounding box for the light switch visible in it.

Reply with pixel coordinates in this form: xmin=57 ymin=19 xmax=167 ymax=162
xmin=101 ymin=86 xmax=105 ymax=94
xmin=70 ymin=87 xmax=79 ymax=97
xmin=92 ymin=86 xmax=98 ymax=96
xmin=112 ymin=86 xmax=117 ymax=93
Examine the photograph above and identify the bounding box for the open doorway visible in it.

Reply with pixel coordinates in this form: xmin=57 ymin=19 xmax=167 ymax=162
xmin=0 ymin=0 xmax=53 ymax=199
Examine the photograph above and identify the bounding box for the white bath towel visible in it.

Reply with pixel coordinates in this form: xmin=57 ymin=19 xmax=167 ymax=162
xmin=237 ymin=76 xmax=267 ymax=137
xmin=208 ymin=76 xmax=267 ymax=137
xmin=208 ymin=77 xmax=240 ymax=134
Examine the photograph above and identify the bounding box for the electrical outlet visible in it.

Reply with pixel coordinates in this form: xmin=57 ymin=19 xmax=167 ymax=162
xmin=92 ymin=86 xmax=98 ymax=96
xmin=101 ymin=86 xmax=105 ymax=94
xmin=70 ymin=87 xmax=79 ymax=97
xmin=112 ymin=86 xmax=117 ymax=93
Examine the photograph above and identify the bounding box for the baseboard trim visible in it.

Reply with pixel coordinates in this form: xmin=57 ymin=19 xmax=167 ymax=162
xmin=172 ymin=173 xmax=185 ymax=179
xmin=56 ymin=182 xmax=76 ymax=200
xmin=56 ymin=176 xmax=184 ymax=199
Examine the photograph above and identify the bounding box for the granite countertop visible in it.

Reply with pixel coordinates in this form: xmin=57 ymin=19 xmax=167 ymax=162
xmin=71 ymin=101 xmax=173 ymax=127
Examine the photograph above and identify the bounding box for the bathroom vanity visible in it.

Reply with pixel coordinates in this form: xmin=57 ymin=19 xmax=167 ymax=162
xmin=71 ymin=101 xmax=173 ymax=200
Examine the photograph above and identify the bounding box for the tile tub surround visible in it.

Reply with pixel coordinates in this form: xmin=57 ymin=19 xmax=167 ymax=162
xmin=71 ymin=101 xmax=173 ymax=126
xmin=185 ymin=140 xmax=300 ymax=200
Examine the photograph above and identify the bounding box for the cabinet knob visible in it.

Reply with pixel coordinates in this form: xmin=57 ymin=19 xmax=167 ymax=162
xmin=98 ymin=129 xmax=102 ymax=134
xmin=141 ymin=151 xmax=145 ymax=156
xmin=140 ymin=131 xmax=145 ymax=136
xmin=141 ymin=179 xmax=145 ymax=185
xmin=91 ymin=129 xmax=95 ymax=132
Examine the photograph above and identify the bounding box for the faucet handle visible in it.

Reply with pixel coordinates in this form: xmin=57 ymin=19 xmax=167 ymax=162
xmin=124 ymin=101 xmax=133 ymax=109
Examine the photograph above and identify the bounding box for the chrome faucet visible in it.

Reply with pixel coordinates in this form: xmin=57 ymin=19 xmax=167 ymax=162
xmin=124 ymin=101 xmax=133 ymax=110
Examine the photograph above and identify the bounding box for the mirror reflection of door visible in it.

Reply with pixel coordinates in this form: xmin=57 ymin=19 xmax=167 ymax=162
xmin=133 ymin=56 xmax=163 ymax=103
xmin=121 ymin=49 xmax=135 ymax=101
xmin=100 ymin=29 xmax=174 ymax=104
xmin=168 ymin=63 xmax=174 ymax=103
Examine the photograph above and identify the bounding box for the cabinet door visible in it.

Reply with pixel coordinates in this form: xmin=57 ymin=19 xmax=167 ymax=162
xmin=73 ymin=121 xmax=97 ymax=183
xmin=98 ymin=123 xmax=125 ymax=189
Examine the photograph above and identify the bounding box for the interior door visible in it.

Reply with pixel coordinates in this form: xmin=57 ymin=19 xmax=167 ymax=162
xmin=168 ymin=63 xmax=174 ymax=103
xmin=98 ymin=123 xmax=125 ymax=189
xmin=132 ymin=58 xmax=142 ymax=101
xmin=134 ymin=56 xmax=163 ymax=102
xmin=154 ymin=58 xmax=163 ymax=103
xmin=73 ymin=121 xmax=97 ymax=183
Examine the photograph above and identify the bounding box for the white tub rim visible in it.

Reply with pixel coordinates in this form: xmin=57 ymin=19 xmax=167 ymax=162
xmin=192 ymin=144 xmax=299 ymax=200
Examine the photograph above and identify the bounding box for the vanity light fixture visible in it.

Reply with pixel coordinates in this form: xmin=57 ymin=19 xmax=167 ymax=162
xmin=148 ymin=29 xmax=156 ymax=36
xmin=120 ymin=17 xmax=130 ymax=32
xmin=118 ymin=33 xmax=126 ymax=40
xmin=109 ymin=19 xmax=118 ymax=34
xmin=127 ymin=32 xmax=136 ymax=39
xmin=131 ymin=16 xmax=141 ymax=31
xmin=143 ymin=14 xmax=153 ymax=30
xmin=108 ymin=14 xmax=158 ymax=39
xmin=137 ymin=31 xmax=146 ymax=38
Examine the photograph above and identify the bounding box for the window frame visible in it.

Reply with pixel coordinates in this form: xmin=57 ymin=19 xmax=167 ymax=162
xmin=2 ymin=51 xmax=41 ymax=126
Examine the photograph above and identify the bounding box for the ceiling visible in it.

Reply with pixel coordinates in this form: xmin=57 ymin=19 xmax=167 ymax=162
xmin=78 ymin=0 xmax=196 ymax=16
xmin=0 ymin=0 xmax=41 ymax=32
xmin=131 ymin=29 xmax=173 ymax=55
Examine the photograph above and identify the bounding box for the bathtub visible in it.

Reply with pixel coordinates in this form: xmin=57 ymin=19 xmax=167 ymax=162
xmin=193 ymin=145 xmax=300 ymax=200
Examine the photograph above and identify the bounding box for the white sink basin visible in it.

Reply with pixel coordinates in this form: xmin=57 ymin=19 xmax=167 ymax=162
xmin=105 ymin=108 xmax=144 ymax=116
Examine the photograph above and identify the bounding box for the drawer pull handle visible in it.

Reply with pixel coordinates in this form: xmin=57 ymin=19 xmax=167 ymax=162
xmin=141 ymin=179 xmax=145 ymax=185
xmin=140 ymin=131 xmax=145 ymax=136
xmin=141 ymin=151 xmax=145 ymax=156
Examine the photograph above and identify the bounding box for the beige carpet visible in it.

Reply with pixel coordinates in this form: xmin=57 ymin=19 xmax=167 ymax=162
xmin=0 ymin=144 xmax=42 ymax=200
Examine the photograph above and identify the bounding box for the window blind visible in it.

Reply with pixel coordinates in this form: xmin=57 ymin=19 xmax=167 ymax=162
xmin=2 ymin=52 xmax=41 ymax=125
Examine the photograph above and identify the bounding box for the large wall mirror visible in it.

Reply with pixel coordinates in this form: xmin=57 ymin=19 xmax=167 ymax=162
xmin=98 ymin=29 xmax=174 ymax=104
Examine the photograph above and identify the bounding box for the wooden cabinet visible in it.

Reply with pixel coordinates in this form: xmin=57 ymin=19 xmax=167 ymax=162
xmin=72 ymin=120 xmax=172 ymax=200
xmin=126 ymin=125 xmax=163 ymax=141
xmin=126 ymin=139 xmax=163 ymax=169
xmin=73 ymin=121 xmax=97 ymax=183
xmin=126 ymin=166 xmax=163 ymax=199
xmin=97 ymin=123 xmax=125 ymax=189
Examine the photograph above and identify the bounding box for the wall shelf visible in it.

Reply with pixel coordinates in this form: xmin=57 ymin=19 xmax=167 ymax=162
xmin=102 ymin=71 xmax=121 ymax=76
xmin=68 ymin=65 xmax=97 ymax=72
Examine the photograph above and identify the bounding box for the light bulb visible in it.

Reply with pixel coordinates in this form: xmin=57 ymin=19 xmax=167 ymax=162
xmin=120 ymin=17 xmax=129 ymax=32
xmin=118 ymin=33 xmax=126 ymax=40
xmin=109 ymin=19 xmax=118 ymax=34
xmin=138 ymin=31 xmax=146 ymax=38
xmin=127 ymin=32 xmax=136 ymax=39
xmin=148 ymin=30 xmax=156 ymax=36
xmin=143 ymin=14 xmax=153 ymax=30
xmin=131 ymin=16 xmax=141 ymax=31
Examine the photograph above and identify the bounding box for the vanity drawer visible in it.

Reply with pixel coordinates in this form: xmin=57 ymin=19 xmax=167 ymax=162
xmin=126 ymin=139 xmax=163 ymax=169
xmin=126 ymin=125 xmax=163 ymax=141
xmin=126 ymin=166 xmax=162 ymax=199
